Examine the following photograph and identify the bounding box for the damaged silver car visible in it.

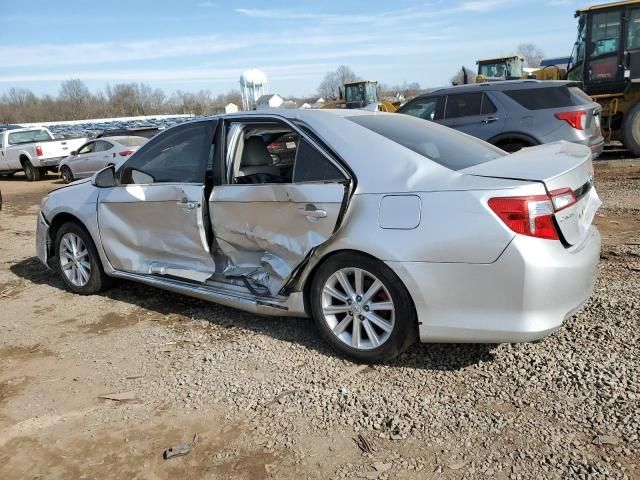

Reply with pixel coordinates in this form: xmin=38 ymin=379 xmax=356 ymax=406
xmin=36 ymin=110 xmax=602 ymax=362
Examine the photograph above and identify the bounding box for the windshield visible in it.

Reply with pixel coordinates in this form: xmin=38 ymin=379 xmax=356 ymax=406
xmin=347 ymin=114 xmax=505 ymax=171
xmin=345 ymin=83 xmax=377 ymax=104
xmin=568 ymin=16 xmax=586 ymax=81
xmin=478 ymin=59 xmax=521 ymax=79
xmin=7 ymin=129 xmax=52 ymax=145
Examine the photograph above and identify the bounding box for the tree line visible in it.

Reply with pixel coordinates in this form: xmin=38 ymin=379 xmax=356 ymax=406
xmin=0 ymin=79 xmax=244 ymax=124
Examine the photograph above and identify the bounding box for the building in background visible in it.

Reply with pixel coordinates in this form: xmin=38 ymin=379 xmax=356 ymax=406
xmin=255 ymin=94 xmax=284 ymax=110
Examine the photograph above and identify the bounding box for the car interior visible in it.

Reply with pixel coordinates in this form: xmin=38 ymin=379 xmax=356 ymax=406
xmin=229 ymin=125 xmax=298 ymax=184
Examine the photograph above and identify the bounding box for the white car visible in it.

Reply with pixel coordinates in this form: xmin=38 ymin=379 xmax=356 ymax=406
xmin=58 ymin=136 xmax=147 ymax=183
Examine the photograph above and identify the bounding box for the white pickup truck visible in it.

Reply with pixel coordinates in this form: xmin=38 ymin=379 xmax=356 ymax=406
xmin=0 ymin=127 xmax=86 ymax=181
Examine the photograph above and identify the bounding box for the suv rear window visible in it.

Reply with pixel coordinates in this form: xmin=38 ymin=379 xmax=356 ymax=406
xmin=503 ymin=86 xmax=583 ymax=110
xmin=347 ymin=114 xmax=505 ymax=171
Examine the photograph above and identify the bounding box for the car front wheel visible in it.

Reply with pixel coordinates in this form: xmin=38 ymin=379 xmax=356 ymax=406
xmin=54 ymin=222 xmax=112 ymax=294
xmin=310 ymin=252 xmax=417 ymax=363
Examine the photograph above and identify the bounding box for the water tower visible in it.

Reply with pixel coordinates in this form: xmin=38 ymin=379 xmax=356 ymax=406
xmin=240 ymin=69 xmax=268 ymax=111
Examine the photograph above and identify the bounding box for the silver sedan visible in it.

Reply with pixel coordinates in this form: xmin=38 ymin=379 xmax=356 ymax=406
xmin=36 ymin=111 xmax=601 ymax=362
xmin=58 ymin=136 xmax=147 ymax=183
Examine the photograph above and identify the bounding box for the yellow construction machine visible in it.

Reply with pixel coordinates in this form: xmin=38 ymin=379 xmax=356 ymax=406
xmin=321 ymin=80 xmax=399 ymax=112
xmin=475 ymin=55 xmax=525 ymax=82
xmin=562 ymin=0 xmax=640 ymax=154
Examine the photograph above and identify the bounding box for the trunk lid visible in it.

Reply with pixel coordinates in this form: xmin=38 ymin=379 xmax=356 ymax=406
xmin=461 ymin=141 xmax=601 ymax=246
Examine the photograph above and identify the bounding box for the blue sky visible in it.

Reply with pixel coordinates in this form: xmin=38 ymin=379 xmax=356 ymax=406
xmin=0 ymin=0 xmax=584 ymax=98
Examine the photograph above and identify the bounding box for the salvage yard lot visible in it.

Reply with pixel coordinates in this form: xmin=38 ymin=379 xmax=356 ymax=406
xmin=0 ymin=155 xmax=638 ymax=479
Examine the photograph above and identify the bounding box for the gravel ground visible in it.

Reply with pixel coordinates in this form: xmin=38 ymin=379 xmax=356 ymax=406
xmin=0 ymin=156 xmax=638 ymax=479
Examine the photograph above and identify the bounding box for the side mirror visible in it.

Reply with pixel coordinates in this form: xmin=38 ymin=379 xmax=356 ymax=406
xmin=92 ymin=165 xmax=117 ymax=188
xmin=70 ymin=151 xmax=77 ymax=156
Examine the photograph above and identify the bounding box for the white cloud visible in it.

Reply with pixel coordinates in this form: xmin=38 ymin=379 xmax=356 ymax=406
xmin=198 ymin=1 xmax=215 ymax=7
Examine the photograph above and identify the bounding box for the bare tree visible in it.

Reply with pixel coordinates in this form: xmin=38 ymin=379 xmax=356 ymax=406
xmin=317 ymin=65 xmax=360 ymax=100
xmin=59 ymin=79 xmax=92 ymax=119
xmin=517 ymin=43 xmax=545 ymax=68
xmin=450 ymin=66 xmax=476 ymax=86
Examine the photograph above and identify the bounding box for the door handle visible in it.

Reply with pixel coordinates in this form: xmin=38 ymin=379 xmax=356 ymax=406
xmin=298 ymin=205 xmax=327 ymax=218
xmin=482 ymin=116 xmax=499 ymax=124
xmin=179 ymin=197 xmax=198 ymax=209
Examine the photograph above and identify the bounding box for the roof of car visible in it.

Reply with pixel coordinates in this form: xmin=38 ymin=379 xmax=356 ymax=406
xmin=412 ymin=80 xmax=574 ymax=97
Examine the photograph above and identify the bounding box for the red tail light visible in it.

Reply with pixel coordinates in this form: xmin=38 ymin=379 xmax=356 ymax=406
xmin=36 ymin=146 xmax=43 ymax=156
xmin=555 ymin=110 xmax=587 ymax=130
xmin=488 ymin=188 xmax=577 ymax=240
xmin=119 ymin=150 xmax=134 ymax=156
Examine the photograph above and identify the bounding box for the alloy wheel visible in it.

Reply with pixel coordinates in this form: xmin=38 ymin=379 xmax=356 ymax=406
xmin=59 ymin=232 xmax=91 ymax=287
xmin=320 ymin=267 xmax=395 ymax=350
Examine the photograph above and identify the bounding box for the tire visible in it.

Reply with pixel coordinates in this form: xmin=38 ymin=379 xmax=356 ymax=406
xmin=60 ymin=166 xmax=74 ymax=183
xmin=622 ymin=102 xmax=640 ymax=157
xmin=54 ymin=222 xmax=113 ymax=295
xmin=23 ymin=161 xmax=42 ymax=182
xmin=310 ymin=252 xmax=417 ymax=363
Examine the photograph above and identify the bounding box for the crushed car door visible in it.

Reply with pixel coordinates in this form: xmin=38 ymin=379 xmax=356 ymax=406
xmin=97 ymin=120 xmax=218 ymax=282
xmin=209 ymin=123 xmax=351 ymax=296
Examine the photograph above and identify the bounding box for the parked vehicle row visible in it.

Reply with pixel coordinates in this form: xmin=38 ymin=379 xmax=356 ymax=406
xmin=37 ymin=109 xmax=601 ymax=362
xmin=0 ymin=127 xmax=86 ymax=181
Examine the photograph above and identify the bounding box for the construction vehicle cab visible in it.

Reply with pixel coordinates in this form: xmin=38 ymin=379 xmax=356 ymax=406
xmin=476 ymin=56 xmax=525 ymax=82
xmin=343 ymin=81 xmax=379 ymax=108
xmin=567 ymin=1 xmax=640 ymax=153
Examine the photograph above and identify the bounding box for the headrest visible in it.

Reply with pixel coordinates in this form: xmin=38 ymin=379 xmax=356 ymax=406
xmin=241 ymin=136 xmax=272 ymax=166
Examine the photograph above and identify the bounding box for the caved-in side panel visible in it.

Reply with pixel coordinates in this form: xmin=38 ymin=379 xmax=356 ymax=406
xmin=209 ymin=183 xmax=345 ymax=295
xmin=98 ymin=184 xmax=216 ymax=279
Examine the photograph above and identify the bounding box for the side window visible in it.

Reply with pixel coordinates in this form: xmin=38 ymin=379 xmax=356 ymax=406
xmin=94 ymin=141 xmax=112 ymax=152
xmin=399 ymin=97 xmax=439 ymax=121
xmin=590 ymin=11 xmax=621 ymax=57
xmin=445 ymin=93 xmax=483 ymax=119
xmin=230 ymin=122 xmax=346 ymax=185
xmin=77 ymin=142 xmax=95 ymax=155
xmin=480 ymin=94 xmax=498 ymax=115
xmin=293 ymin=138 xmax=346 ymax=183
xmin=628 ymin=9 xmax=640 ymax=50
xmin=121 ymin=122 xmax=211 ymax=185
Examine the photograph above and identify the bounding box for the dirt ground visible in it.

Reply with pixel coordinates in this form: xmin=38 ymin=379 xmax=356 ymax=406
xmin=0 ymin=152 xmax=638 ymax=479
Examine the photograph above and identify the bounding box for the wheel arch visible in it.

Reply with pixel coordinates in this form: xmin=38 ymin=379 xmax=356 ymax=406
xmin=19 ymin=154 xmax=32 ymax=167
xmin=47 ymin=212 xmax=91 ymax=258
xmin=299 ymin=248 xmax=418 ymax=323
xmin=488 ymin=132 xmax=540 ymax=148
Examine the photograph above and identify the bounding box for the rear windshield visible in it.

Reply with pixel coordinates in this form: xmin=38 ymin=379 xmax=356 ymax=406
xmin=118 ymin=137 xmax=147 ymax=147
xmin=503 ymin=86 xmax=585 ymax=110
xmin=7 ymin=129 xmax=52 ymax=145
xmin=347 ymin=114 xmax=505 ymax=171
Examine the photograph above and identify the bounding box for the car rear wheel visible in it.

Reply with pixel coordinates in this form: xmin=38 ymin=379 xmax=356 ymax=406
xmin=54 ymin=222 xmax=112 ymax=294
xmin=622 ymin=102 xmax=640 ymax=157
xmin=23 ymin=161 xmax=42 ymax=181
xmin=310 ymin=252 xmax=417 ymax=363
xmin=60 ymin=166 xmax=74 ymax=183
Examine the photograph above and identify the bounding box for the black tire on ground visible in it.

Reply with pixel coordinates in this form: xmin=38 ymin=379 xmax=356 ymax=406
xmin=1 ymin=172 xmax=16 ymax=178
xmin=622 ymin=102 xmax=640 ymax=157
xmin=54 ymin=222 xmax=113 ymax=295
xmin=22 ymin=160 xmax=42 ymax=182
xmin=310 ymin=251 xmax=417 ymax=363
xmin=496 ymin=140 xmax=530 ymax=153
xmin=60 ymin=166 xmax=74 ymax=183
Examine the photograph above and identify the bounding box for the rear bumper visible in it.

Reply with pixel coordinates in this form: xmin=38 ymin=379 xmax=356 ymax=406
xmin=388 ymin=227 xmax=601 ymax=343
xmin=37 ymin=156 xmax=66 ymax=168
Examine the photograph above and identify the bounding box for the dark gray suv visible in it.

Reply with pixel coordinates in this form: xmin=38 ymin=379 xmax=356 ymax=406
xmin=397 ymin=80 xmax=604 ymax=156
